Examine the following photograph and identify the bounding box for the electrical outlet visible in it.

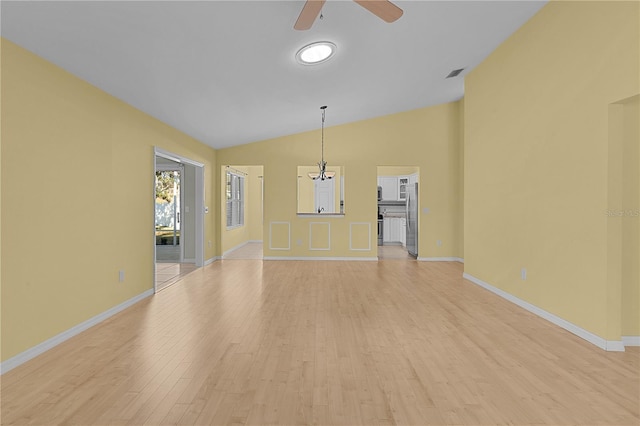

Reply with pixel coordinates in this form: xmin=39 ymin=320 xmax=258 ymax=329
xmin=521 ymin=268 xmax=527 ymax=281
xmin=119 ymin=270 xmax=125 ymax=282
xmin=297 ymin=239 xmax=302 ymax=246
xmin=437 ymin=240 xmax=442 ymax=247
xmin=208 ymin=240 xmax=212 ymax=248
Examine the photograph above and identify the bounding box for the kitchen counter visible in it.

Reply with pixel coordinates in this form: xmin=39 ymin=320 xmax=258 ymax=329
xmin=378 ymin=200 xmax=406 ymax=206
xmin=383 ymin=212 xmax=406 ymax=218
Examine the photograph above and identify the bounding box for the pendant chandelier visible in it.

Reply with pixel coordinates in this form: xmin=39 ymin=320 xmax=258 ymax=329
xmin=308 ymin=105 xmax=336 ymax=181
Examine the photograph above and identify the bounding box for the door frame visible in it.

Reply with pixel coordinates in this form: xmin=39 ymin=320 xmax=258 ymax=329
xmin=153 ymin=148 xmax=205 ymax=293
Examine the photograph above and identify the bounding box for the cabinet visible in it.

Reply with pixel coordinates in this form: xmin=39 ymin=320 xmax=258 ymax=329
xmin=378 ymin=177 xmax=398 ymax=201
xmin=378 ymin=174 xmax=418 ymax=201
xmin=383 ymin=217 xmax=404 ymax=243
xmin=398 ymin=177 xmax=409 ymax=200
xmin=383 ymin=218 xmax=391 ymax=242
xmin=401 ymin=218 xmax=406 ymax=246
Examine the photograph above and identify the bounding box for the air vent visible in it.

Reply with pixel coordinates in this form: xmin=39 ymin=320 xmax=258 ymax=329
xmin=446 ymin=68 xmax=465 ymax=78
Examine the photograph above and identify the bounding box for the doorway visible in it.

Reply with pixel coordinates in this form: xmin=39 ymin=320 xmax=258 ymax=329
xmin=377 ymin=166 xmax=420 ymax=260
xmin=154 ymin=148 xmax=205 ymax=292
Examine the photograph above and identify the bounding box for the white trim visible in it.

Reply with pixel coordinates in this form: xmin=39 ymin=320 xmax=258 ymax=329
xmin=418 ymin=257 xmax=464 ymax=263
xmin=462 ymin=273 xmax=625 ymax=352
xmin=223 ymin=241 xmax=250 ymax=258
xmin=269 ymin=222 xmax=291 ymax=250
xmin=622 ymin=336 xmax=640 ymax=346
xmin=182 ymin=257 xmax=196 ymax=263
xmin=605 ymin=340 xmax=626 ymax=352
xmin=0 ymin=289 xmax=154 ymax=375
xmin=349 ymin=222 xmax=372 ymax=251
xmin=309 ymin=222 xmax=331 ymax=251
xmin=155 ymin=147 xmax=204 ymax=167
xmin=264 ymin=256 xmax=378 ymax=261
xmin=153 ymin=154 xmax=158 ymax=291
xmin=222 ymin=240 xmax=263 ymax=258
xmin=204 ymin=256 xmax=220 ymax=266
xmin=297 ymin=213 xmax=345 ymax=218
xmin=194 ymin=166 xmax=205 ymax=268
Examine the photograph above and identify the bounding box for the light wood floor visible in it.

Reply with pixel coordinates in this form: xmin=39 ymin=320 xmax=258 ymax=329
xmin=223 ymin=242 xmax=264 ymax=260
xmin=378 ymin=244 xmax=413 ymax=260
xmin=1 ymin=261 xmax=638 ymax=425
xmin=156 ymin=262 xmax=199 ymax=292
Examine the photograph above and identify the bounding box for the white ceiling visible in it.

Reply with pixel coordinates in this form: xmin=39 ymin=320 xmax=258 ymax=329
xmin=1 ymin=0 xmax=546 ymax=149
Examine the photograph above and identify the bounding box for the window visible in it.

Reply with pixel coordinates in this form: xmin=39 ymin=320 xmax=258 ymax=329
xmin=226 ymin=171 xmax=244 ymax=228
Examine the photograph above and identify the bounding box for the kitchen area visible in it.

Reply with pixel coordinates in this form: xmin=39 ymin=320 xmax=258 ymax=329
xmin=377 ymin=167 xmax=419 ymax=258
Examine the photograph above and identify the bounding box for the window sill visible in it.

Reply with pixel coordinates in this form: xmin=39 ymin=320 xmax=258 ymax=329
xmin=297 ymin=213 xmax=345 ymax=218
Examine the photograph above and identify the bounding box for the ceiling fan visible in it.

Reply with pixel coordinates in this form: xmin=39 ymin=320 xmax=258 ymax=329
xmin=294 ymin=0 xmax=403 ymax=30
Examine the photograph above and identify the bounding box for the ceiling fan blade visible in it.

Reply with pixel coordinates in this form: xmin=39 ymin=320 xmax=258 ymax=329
xmin=294 ymin=0 xmax=326 ymax=31
xmin=353 ymin=0 xmax=403 ymax=23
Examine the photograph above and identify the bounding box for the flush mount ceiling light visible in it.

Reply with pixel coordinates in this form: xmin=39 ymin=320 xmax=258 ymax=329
xmin=296 ymin=41 xmax=336 ymax=65
xmin=308 ymin=105 xmax=336 ymax=181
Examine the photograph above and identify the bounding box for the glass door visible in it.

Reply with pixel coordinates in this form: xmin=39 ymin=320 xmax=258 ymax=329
xmin=155 ymin=167 xmax=182 ymax=262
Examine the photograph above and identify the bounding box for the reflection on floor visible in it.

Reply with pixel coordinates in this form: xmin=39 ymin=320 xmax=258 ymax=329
xmin=378 ymin=244 xmax=414 ymax=260
xmin=155 ymin=262 xmax=197 ymax=291
xmin=156 ymin=245 xmax=180 ymax=262
xmin=224 ymin=242 xmax=263 ymax=260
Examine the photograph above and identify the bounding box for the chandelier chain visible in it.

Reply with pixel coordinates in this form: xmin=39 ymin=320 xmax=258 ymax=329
xmin=321 ymin=106 xmax=326 ymax=164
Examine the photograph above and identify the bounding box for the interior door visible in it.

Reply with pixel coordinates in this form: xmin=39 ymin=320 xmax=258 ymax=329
xmin=314 ymin=178 xmax=335 ymax=213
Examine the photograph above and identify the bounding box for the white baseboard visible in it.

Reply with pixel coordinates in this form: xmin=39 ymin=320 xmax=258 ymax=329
xmin=0 ymin=289 xmax=154 ymax=375
xmin=418 ymin=257 xmax=464 ymax=263
xmin=263 ymin=256 xmax=378 ymax=261
xmin=204 ymin=256 xmax=220 ymax=266
xmin=622 ymin=336 xmax=640 ymax=346
xmin=182 ymin=257 xmax=196 ymax=263
xmin=222 ymin=240 xmax=263 ymax=259
xmin=462 ymin=273 xmax=625 ymax=352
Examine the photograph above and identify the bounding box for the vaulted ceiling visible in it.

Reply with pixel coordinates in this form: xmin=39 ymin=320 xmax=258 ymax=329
xmin=1 ymin=1 xmax=547 ymax=149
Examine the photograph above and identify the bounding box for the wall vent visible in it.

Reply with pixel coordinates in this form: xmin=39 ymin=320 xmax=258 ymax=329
xmin=446 ymin=68 xmax=465 ymax=78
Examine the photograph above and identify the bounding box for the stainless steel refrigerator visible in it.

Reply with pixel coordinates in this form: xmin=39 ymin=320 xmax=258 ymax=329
xmin=406 ymin=182 xmax=418 ymax=257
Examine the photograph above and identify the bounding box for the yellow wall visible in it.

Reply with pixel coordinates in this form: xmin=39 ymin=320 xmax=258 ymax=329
xmin=297 ymin=167 xmax=316 ymax=213
xmin=218 ymin=102 xmax=463 ymax=259
xmin=464 ymin=1 xmax=639 ymax=340
xmin=621 ymin=96 xmax=639 ymax=335
xmin=377 ymin=166 xmax=419 ymax=177
xmin=247 ymin=166 xmax=264 ymax=242
xmin=0 ymin=37 xmax=3 ymax=361
xmin=457 ymin=100 xmax=464 ymax=259
xmin=1 ymin=39 xmax=217 ymax=362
